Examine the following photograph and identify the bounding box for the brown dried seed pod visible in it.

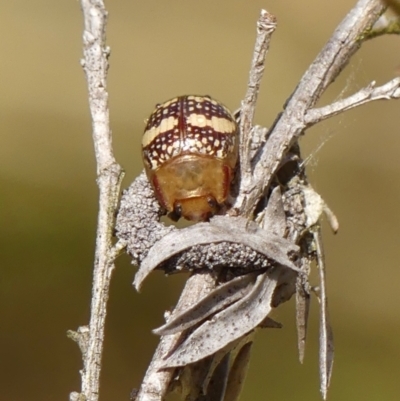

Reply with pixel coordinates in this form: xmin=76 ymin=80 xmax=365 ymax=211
xmin=142 ymin=95 xmax=238 ymax=221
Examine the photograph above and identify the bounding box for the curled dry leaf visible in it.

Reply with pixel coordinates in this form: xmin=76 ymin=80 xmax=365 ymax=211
xmin=256 ymin=186 xmax=287 ymax=237
xmin=157 ymin=269 xmax=281 ymax=369
xmin=134 ymin=215 xmax=300 ymax=290
xmin=154 ymin=273 xmax=258 ymax=336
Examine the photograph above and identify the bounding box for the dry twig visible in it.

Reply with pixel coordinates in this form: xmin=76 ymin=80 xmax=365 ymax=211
xmin=68 ymin=1 xmax=124 ymax=401
xmin=239 ymin=10 xmax=277 ymax=184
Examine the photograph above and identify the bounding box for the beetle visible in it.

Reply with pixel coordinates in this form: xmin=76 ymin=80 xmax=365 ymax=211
xmin=142 ymin=95 xmax=238 ymax=221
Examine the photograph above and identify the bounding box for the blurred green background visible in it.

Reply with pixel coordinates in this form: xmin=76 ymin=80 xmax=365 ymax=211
xmin=1 ymin=1 xmax=400 ymax=400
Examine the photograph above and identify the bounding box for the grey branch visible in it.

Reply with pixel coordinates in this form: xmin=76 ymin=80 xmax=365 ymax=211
xmin=133 ymin=273 xmax=219 ymax=401
xmin=305 ymin=78 xmax=400 ymax=125
xmin=240 ymin=9 xmax=277 ymax=184
xmin=69 ymin=1 xmax=124 ymax=401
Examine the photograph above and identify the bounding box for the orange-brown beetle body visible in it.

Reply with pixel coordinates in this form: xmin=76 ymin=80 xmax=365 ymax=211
xmin=142 ymin=95 xmax=238 ymax=221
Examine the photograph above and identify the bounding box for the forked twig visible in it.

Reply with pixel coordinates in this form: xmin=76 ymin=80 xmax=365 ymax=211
xmin=305 ymin=78 xmax=400 ymax=125
xmin=233 ymin=0 xmax=387 ymax=216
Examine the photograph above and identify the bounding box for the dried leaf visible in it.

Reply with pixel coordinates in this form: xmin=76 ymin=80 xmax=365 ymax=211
xmin=204 ymin=353 xmax=230 ymax=401
xmin=158 ymin=269 xmax=281 ymax=369
xmin=224 ymin=341 xmax=253 ymax=401
xmin=154 ymin=273 xmax=257 ymax=336
xmin=314 ymin=228 xmax=334 ymax=399
xmin=135 ymin=216 xmax=299 ymax=290
xmin=258 ymin=186 xmax=287 ymax=236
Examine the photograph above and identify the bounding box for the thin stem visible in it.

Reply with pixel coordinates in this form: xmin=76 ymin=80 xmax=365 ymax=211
xmin=240 ymin=10 xmax=277 ymax=183
xmin=69 ymin=1 xmax=124 ymax=401
xmin=305 ymin=78 xmax=400 ymax=125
